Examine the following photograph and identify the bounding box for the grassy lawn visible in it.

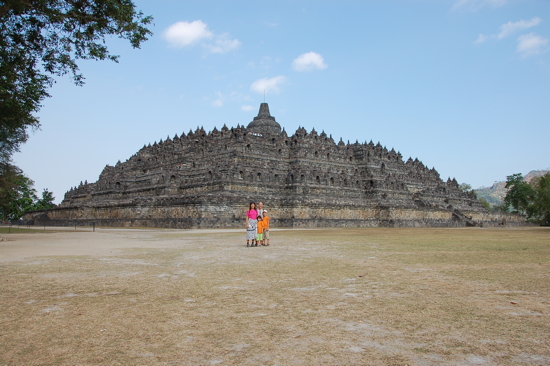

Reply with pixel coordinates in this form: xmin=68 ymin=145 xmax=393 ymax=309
xmin=0 ymin=227 xmax=44 ymax=234
xmin=0 ymin=227 xmax=548 ymax=365
xmin=0 ymin=226 xmax=95 ymax=234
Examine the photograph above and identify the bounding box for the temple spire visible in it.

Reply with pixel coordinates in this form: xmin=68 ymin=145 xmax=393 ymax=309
xmin=258 ymin=103 xmax=271 ymax=118
xmin=246 ymin=103 xmax=282 ymax=134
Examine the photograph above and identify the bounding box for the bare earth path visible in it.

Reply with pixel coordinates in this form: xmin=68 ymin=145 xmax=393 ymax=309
xmin=1 ymin=227 xmax=549 ymax=365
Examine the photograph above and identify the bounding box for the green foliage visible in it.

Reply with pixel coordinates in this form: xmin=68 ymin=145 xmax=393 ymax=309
xmin=35 ymin=189 xmax=56 ymax=211
xmin=504 ymin=172 xmax=550 ymax=225
xmin=458 ymin=182 xmax=479 ymax=205
xmin=527 ymin=173 xmax=550 ymax=225
xmin=495 ymin=203 xmax=509 ymax=212
xmin=0 ymin=0 xmax=153 ymax=162
xmin=478 ymin=198 xmax=491 ymax=211
xmin=504 ymin=173 xmax=534 ymax=215
xmin=0 ymin=162 xmax=56 ymax=221
xmin=458 ymin=183 xmax=472 ymax=193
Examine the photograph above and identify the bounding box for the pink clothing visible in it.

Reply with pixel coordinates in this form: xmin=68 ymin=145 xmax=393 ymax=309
xmin=246 ymin=209 xmax=258 ymax=220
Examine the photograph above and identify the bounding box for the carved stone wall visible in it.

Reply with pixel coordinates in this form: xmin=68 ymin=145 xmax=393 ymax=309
xmin=23 ymin=103 xmax=525 ymax=228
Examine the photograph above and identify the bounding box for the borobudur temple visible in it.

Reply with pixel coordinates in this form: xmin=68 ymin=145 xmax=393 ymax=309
xmin=25 ymin=103 xmax=523 ymax=228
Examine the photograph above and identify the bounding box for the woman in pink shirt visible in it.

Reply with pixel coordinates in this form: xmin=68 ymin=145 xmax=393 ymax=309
xmin=246 ymin=202 xmax=258 ymax=247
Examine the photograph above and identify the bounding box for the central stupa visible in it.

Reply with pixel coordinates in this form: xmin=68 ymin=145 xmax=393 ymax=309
xmin=246 ymin=103 xmax=281 ymax=134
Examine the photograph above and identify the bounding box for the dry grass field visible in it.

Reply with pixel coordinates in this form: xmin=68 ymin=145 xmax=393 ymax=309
xmin=1 ymin=226 xmax=549 ymax=365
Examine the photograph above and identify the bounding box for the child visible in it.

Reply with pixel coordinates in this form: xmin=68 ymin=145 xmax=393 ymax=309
xmin=256 ymin=215 xmax=264 ymax=246
xmin=262 ymin=210 xmax=270 ymax=246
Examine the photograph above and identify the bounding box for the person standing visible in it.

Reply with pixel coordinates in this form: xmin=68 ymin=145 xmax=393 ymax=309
xmin=262 ymin=210 xmax=270 ymax=246
xmin=257 ymin=202 xmax=264 ymax=219
xmin=256 ymin=215 xmax=265 ymax=246
xmin=246 ymin=202 xmax=258 ymax=247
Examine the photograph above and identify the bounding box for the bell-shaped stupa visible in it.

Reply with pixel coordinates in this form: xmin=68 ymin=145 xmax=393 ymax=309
xmin=246 ymin=103 xmax=281 ymax=134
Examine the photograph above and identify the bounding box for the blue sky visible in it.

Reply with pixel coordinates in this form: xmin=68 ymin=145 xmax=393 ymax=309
xmin=13 ymin=0 xmax=550 ymax=203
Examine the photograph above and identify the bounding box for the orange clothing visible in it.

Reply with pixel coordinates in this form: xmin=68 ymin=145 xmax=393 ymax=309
xmin=257 ymin=219 xmax=266 ymax=234
xmin=262 ymin=215 xmax=270 ymax=230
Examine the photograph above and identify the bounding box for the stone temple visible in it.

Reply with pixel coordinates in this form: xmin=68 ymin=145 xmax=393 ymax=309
xmin=26 ymin=103 xmax=522 ymax=228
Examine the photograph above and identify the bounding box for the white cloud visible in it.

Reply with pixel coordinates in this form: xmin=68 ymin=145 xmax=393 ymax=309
xmin=164 ymin=21 xmax=240 ymax=54
xmin=212 ymin=92 xmax=224 ymax=107
xmin=207 ymin=34 xmax=241 ymax=53
xmin=250 ymin=76 xmax=287 ymax=94
xmin=475 ymin=34 xmax=489 ymax=44
xmin=164 ymin=20 xmax=213 ymax=48
xmin=497 ymin=17 xmax=542 ymax=39
xmin=452 ymin=0 xmax=506 ymax=11
xmin=474 ymin=17 xmax=543 ymax=44
xmin=517 ymin=33 xmax=549 ymax=57
xmin=241 ymin=105 xmax=254 ymax=111
xmin=292 ymin=52 xmax=328 ymax=72
xmin=210 ymin=92 xmax=253 ymax=108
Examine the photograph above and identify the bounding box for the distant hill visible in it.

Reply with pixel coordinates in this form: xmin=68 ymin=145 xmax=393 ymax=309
xmin=475 ymin=169 xmax=550 ymax=207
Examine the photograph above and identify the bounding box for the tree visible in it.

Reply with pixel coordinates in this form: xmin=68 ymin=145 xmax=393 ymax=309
xmin=0 ymin=162 xmax=56 ymax=221
xmin=1 ymin=162 xmax=35 ymax=220
xmin=35 ymin=188 xmax=55 ymax=210
xmin=0 ymin=0 xmax=153 ymax=162
xmin=504 ymin=173 xmax=534 ymax=215
xmin=478 ymin=197 xmax=491 ymax=211
xmin=527 ymin=173 xmax=550 ymax=225
xmin=504 ymin=172 xmax=550 ymax=225
xmin=0 ymin=162 xmax=20 ymax=218
xmin=458 ymin=183 xmax=472 ymax=193
xmin=459 ymin=182 xmax=488 ymax=208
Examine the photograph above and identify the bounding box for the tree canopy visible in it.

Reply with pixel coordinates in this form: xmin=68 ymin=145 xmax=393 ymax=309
xmin=0 ymin=162 xmax=56 ymax=221
xmin=504 ymin=172 xmax=550 ymax=225
xmin=0 ymin=0 xmax=153 ymax=162
xmin=458 ymin=183 xmax=472 ymax=193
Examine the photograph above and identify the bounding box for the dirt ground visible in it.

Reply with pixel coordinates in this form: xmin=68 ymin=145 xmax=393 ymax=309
xmin=0 ymin=226 xmax=549 ymax=365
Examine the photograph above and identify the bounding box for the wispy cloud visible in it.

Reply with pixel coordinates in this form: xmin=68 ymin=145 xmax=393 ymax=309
xmin=250 ymin=76 xmax=287 ymax=94
xmin=263 ymin=21 xmax=279 ymax=27
xmin=452 ymin=0 xmax=507 ymax=11
xmin=212 ymin=92 xmax=224 ymax=107
xmin=475 ymin=17 xmax=543 ymax=45
xmin=164 ymin=20 xmax=240 ymax=54
xmin=474 ymin=34 xmax=489 ymax=44
xmin=497 ymin=17 xmax=542 ymax=39
xmin=206 ymin=33 xmax=241 ymax=53
xmin=211 ymin=91 xmax=252 ymax=108
xmin=292 ymin=52 xmax=328 ymax=72
xmin=474 ymin=17 xmax=548 ymax=58
xmin=517 ymin=33 xmax=549 ymax=57
xmin=241 ymin=105 xmax=254 ymax=111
